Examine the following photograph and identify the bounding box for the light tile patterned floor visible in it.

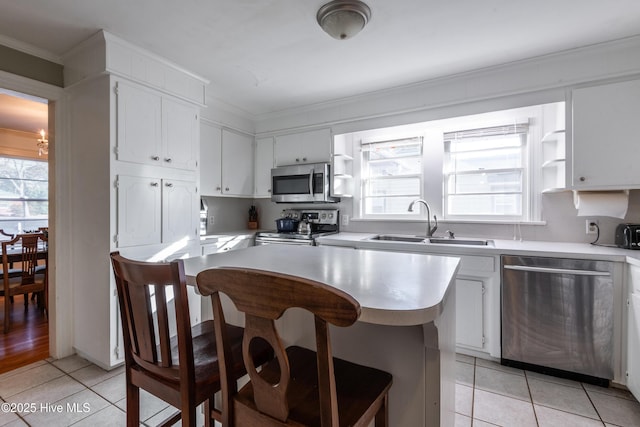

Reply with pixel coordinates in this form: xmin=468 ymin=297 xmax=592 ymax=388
xmin=2 ymin=353 xmax=640 ymax=426
xmin=456 ymin=353 xmax=640 ymax=427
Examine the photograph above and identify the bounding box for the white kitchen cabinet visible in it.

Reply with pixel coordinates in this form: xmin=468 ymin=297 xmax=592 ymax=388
xmin=541 ymin=130 xmax=566 ymax=193
xmin=116 ymin=79 xmax=199 ymax=171
xmin=571 ymin=79 xmax=640 ymax=189
xmin=222 ymin=129 xmax=254 ymax=196
xmin=254 ymin=137 xmax=274 ymax=197
xmin=200 ymin=123 xmax=254 ymax=197
xmin=162 ymin=97 xmax=199 ymax=170
xmin=456 ymin=279 xmax=485 ymax=350
xmin=628 ymin=264 xmax=640 ymax=401
xmin=117 ymin=174 xmax=198 ymax=247
xmin=201 ymin=235 xmax=253 ymax=256
xmin=274 ymin=128 xmax=331 ymax=166
xmin=200 ymin=122 xmax=222 ymax=195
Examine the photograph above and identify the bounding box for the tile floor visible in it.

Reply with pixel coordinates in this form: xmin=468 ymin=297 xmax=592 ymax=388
xmin=455 ymin=353 xmax=640 ymax=427
xmin=1 ymin=353 xmax=640 ymax=426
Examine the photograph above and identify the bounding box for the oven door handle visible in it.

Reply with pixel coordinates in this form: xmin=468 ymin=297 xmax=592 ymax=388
xmin=503 ymin=265 xmax=611 ymax=276
xmin=256 ymin=237 xmax=313 ymax=246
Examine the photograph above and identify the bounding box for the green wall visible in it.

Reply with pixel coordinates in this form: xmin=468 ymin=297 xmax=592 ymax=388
xmin=0 ymin=44 xmax=63 ymax=87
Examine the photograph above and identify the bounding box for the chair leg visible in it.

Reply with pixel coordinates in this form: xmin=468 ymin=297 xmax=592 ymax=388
xmin=180 ymin=402 xmax=196 ymax=427
xmin=374 ymin=394 xmax=389 ymax=427
xmin=126 ymin=381 xmax=140 ymax=426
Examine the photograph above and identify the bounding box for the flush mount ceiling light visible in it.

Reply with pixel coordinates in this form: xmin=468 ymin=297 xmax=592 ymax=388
xmin=317 ymin=0 xmax=371 ymax=40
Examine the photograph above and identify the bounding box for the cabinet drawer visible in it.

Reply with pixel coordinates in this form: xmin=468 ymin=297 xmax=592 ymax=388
xmin=458 ymin=255 xmax=495 ymax=274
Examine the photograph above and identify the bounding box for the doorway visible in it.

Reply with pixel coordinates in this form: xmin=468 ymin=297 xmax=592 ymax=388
xmin=0 ymin=87 xmax=50 ymax=373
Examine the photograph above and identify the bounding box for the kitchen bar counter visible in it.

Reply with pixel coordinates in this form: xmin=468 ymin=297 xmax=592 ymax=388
xmin=183 ymin=244 xmax=460 ymax=427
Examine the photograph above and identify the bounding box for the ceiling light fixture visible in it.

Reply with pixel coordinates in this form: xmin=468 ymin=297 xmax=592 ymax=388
xmin=317 ymin=0 xmax=371 ymax=40
xmin=37 ymin=129 xmax=48 ymax=156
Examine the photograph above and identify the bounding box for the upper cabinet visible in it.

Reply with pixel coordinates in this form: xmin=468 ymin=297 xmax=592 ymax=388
xmin=571 ymin=79 xmax=640 ymax=189
xmin=255 ymin=137 xmax=274 ymax=198
xmin=200 ymin=123 xmax=254 ymax=197
xmin=116 ymin=80 xmax=199 ymax=171
xmin=274 ymin=128 xmax=331 ymax=166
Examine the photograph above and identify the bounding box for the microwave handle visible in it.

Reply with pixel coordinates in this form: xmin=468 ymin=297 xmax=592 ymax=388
xmin=308 ymin=167 xmax=314 ymax=196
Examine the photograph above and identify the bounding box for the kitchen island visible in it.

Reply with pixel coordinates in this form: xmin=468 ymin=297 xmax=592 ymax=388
xmin=183 ymin=244 xmax=460 ymax=427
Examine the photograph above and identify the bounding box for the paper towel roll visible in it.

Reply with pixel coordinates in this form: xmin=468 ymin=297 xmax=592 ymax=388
xmin=573 ymin=190 xmax=629 ymax=218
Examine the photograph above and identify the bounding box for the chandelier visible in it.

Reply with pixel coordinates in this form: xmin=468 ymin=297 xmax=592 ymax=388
xmin=37 ymin=129 xmax=48 ymax=156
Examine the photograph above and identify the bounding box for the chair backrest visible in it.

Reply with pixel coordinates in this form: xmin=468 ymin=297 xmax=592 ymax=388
xmin=0 ymin=229 xmax=14 ymax=240
xmin=2 ymin=233 xmax=44 ymax=285
xmin=110 ymin=252 xmax=195 ymax=383
xmin=196 ymin=267 xmax=361 ymax=425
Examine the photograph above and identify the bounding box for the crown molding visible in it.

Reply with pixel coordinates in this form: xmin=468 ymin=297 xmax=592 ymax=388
xmin=0 ymin=33 xmax=63 ymax=64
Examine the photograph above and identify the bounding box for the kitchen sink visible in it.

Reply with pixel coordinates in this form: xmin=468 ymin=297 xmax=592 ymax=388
xmin=368 ymin=234 xmax=492 ymax=246
xmin=368 ymin=234 xmax=427 ymax=243
xmin=428 ymin=238 xmax=491 ymax=246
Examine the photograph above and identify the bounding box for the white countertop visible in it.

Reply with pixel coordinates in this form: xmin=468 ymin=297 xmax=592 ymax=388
xmin=317 ymin=232 xmax=640 ymax=264
xmin=182 ymin=244 xmax=460 ymax=326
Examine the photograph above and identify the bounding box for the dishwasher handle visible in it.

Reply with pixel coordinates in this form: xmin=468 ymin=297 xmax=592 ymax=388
xmin=504 ymin=264 xmax=611 ymax=277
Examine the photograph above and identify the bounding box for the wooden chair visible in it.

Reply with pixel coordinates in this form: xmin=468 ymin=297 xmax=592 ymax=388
xmin=1 ymin=233 xmax=47 ymax=333
xmin=109 ymin=252 xmax=273 ymax=427
xmin=196 ymin=267 xmax=393 ymax=427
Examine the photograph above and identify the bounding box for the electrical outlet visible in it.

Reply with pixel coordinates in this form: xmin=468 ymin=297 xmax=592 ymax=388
xmin=209 ymin=215 xmax=215 ymax=225
xmin=586 ymin=219 xmax=598 ymax=235
xmin=341 ymin=214 xmax=349 ymax=227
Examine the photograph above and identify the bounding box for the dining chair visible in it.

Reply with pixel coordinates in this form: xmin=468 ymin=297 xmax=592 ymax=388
xmin=196 ymin=267 xmax=393 ymax=427
xmin=109 ymin=252 xmax=273 ymax=427
xmin=1 ymin=233 xmax=47 ymax=333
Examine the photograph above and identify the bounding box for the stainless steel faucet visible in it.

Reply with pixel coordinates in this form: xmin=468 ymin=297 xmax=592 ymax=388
xmin=407 ymin=199 xmax=438 ymax=237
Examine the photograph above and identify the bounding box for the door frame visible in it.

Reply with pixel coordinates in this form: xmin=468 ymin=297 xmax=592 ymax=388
xmin=0 ymin=69 xmax=74 ymax=359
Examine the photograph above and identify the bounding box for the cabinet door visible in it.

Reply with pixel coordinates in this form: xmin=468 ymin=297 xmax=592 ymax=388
xmin=274 ymin=128 xmax=331 ymax=166
xmin=200 ymin=122 xmax=222 ymax=195
xmin=456 ymin=279 xmax=484 ymax=350
xmin=162 ymin=179 xmax=198 ymax=243
xmin=162 ymin=98 xmax=199 ymax=170
xmin=116 ymin=81 xmax=162 ymax=165
xmin=222 ymin=129 xmax=254 ymax=196
xmin=117 ymin=175 xmax=162 ymax=247
xmin=572 ymin=79 xmax=640 ymax=189
xmin=629 ymin=293 xmax=640 ymax=400
xmin=255 ymin=137 xmax=274 ymax=197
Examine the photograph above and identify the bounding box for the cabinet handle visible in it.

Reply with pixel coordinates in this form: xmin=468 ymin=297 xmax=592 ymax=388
xmin=151 ymin=182 xmax=159 ymax=187
xmin=164 ymin=158 xmax=172 ymax=163
xmin=268 ymin=189 xmax=271 ymax=193
xmin=302 ymin=157 xmax=307 ymax=162
xmin=151 ymin=156 xmax=160 ymax=161
xmin=225 ymin=187 xmax=230 ymax=191
xmin=295 ymin=158 xmax=300 ymax=162
xmin=216 ymin=186 xmax=221 ymax=191
xmin=579 ymin=176 xmax=586 ymax=182
xmin=165 ymin=182 xmax=174 ymax=187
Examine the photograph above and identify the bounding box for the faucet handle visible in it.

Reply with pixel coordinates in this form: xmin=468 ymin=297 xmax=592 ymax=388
xmin=447 ymin=229 xmax=455 ymax=239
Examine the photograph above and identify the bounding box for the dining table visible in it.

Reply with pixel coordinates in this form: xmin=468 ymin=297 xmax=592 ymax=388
xmin=182 ymin=244 xmax=460 ymax=427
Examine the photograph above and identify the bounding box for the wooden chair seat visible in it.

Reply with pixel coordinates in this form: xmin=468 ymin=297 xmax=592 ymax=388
xmin=196 ymin=267 xmax=393 ymax=427
xmin=234 ymin=345 xmax=392 ymax=427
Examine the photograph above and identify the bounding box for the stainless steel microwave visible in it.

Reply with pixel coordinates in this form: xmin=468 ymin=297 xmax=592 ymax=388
xmin=271 ymin=162 xmax=340 ymax=203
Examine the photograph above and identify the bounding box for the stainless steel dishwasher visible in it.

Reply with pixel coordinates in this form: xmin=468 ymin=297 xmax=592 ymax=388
xmin=501 ymin=255 xmax=614 ymax=384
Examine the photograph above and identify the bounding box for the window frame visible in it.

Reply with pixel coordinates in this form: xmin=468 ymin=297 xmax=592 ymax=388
xmin=0 ymin=156 xmax=49 ymax=228
xmin=442 ymin=125 xmax=530 ymax=222
xmin=357 ymin=135 xmax=425 ymax=219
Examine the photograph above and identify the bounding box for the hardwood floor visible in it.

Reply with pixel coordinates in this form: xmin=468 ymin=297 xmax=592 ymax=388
xmin=0 ymin=294 xmax=49 ymax=375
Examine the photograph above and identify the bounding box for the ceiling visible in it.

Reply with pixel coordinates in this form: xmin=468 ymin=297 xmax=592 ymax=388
xmin=1 ymin=0 xmax=640 ymax=127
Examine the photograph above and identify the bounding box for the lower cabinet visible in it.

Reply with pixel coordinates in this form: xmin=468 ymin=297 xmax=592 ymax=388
xmin=628 ymin=264 xmax=640 ymax=401
xmin=456 ymin=279 xmax=485 ymax=350
xmin=201 ymin=235 xmax=253 ymax=255
xmin=117 ymin=174 xmax=199 ymax=247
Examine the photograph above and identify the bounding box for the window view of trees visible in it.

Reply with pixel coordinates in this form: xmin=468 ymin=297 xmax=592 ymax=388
xmin=0 ymin=157 xmax=48 ymax=233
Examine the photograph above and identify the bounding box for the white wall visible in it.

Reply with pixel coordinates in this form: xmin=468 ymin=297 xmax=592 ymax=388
xmin=245 ymin=36 xmax=640 ymax=245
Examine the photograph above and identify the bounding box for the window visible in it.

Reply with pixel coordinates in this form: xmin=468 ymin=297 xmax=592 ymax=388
xmin=443 ymin=123 xmax=528 ymax=220
xmin=0 ymin=157 xmax=48 ymax=233
xmin=360 ymin=137 xmax=423 ymax=216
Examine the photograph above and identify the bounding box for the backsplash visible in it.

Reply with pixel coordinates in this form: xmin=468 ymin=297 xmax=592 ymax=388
xmin=249 ymin=189 xmax=640 ymax=245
